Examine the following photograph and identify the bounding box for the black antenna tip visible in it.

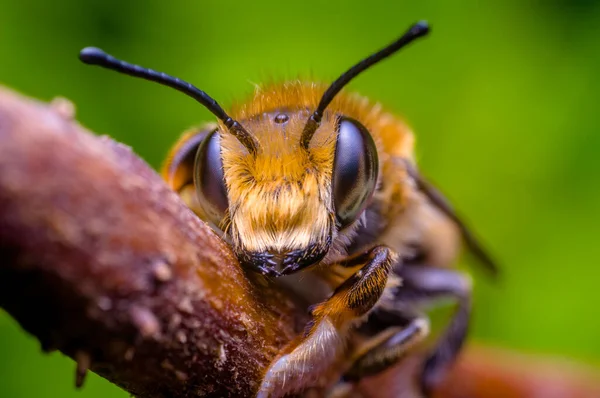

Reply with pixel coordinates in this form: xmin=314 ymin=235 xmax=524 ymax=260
xmin=79 ymin=47 xmax=107 ymax=64
xmin=411 ymin=21 xmax=430 ymax=37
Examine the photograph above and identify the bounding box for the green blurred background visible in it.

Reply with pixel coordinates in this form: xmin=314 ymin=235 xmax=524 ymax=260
xmin=1 ymin=0 xmax=600 ymax=396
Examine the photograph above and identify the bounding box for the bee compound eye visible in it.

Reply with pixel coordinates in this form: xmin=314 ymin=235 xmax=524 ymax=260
xmin=332 ymin=117 xmax=379 ymax=228
xmin=194 ymin=129 xmax=229 ymax=226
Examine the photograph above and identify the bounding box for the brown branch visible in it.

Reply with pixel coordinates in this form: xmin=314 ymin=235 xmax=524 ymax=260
xmin=0 ymin=86 xmax=305 ymax=397
xmin=0 ymin=85 xmax=598 ymax=398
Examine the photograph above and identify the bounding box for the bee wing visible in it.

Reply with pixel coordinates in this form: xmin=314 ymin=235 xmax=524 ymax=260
xmin=161 ymin=123 xmax=217 ymax=192
xmin=404 ymin=161 xmax=500 ymax=277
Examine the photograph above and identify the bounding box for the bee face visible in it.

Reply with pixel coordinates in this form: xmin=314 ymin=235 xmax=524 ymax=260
xmin=194 ymin=108 xmax=379 ymax=276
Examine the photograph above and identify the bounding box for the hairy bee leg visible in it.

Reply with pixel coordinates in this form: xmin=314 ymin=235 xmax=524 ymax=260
xmin=311 ymin=246 xmax=397 ymax=321
xmin=257 ymin=246 xmax=396 ymax=398
xmin=395 ymin=265 xmax=472 ymax=395
xmin=342 ymin=314 xmax=430 ymax=382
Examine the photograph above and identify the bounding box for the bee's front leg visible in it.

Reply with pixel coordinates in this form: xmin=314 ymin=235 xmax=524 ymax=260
xmin=335 ymin=265 xmax=471 ymax=397
xmin=256 ymin=246 xmax=397 ymax=398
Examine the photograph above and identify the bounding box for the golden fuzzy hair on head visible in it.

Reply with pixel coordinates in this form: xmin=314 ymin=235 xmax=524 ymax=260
xmin=221 ymin=83 xmax=338 ymax=254
xmin=219 ymin=81 xmax=414 ymax=256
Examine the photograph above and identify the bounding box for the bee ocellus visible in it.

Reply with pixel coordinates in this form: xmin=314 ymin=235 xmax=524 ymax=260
xmin=80 ymin=20 xmax=498 ymax=398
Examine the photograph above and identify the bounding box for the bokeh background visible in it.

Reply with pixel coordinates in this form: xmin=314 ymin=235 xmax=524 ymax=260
xmin=1 ymin=0 xmax=600 ymax=396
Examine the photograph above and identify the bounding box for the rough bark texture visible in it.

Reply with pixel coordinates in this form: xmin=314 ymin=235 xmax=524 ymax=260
xmin=0 ymin=86 xmax=304 ymax=397
xmin=0 ymin=85 xmax=598 ymax=398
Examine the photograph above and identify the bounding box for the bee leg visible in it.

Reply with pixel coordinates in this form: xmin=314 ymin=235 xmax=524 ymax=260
xmin=309 ymin=245 xmax=397 ymax=325
xmin=394 ymin=265 xmax=472 ymax=396
xmin=341 ymin=310 xmax=430 ymax=382
xmin=257 ymin=246 xmax=396 ymax=398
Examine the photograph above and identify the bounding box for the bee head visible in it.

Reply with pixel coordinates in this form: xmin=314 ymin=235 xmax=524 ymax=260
xmin=193 ymin=104 xmax=381 ymax=277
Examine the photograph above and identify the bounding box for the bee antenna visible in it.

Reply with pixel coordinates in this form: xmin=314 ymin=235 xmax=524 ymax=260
xmin=300 ymin=21 xmax=430 ymax=149
xmin=79 ymin=47 xmax=259 ymax=154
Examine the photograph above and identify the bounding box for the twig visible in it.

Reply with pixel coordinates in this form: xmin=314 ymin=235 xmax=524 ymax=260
xmin=0 ymin=85 xmax=305 ymax=397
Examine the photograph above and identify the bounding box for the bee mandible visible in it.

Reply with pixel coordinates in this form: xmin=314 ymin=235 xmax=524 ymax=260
xmin=80 ymin=20 xmax=497 ymax=398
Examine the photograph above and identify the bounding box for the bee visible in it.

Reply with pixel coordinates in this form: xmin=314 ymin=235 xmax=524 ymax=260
xmin=80 ymin=20 xmax=497 ymax=398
